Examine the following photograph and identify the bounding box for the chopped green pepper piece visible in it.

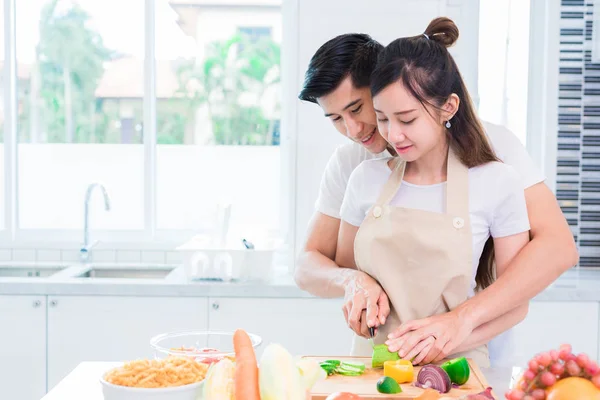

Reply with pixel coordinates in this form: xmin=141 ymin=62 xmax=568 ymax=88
xmin=440 ymin=356 xmax=470 ymax=385
xmin=372 ymin=344 xmax=400 ymax=368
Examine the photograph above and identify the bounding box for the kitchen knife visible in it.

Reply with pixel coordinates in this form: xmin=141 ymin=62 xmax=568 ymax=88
xmin=368 ymin=326 xmax=375 ymax=348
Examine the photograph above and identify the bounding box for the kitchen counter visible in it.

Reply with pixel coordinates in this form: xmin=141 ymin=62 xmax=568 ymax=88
xmin=40 ymin=361 xmax=523 ymax=400
xmin=1 ymin=261 xmax=600 ymax=301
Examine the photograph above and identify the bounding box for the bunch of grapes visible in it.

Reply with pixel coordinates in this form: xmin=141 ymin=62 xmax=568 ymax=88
xmin=505 ymin=344 xmax=600 ymax=399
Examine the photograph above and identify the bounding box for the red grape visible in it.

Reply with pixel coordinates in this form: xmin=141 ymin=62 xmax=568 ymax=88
xmin=537 ymin=352 xmax=552 ymax=367
xmin=576 ymin=353 xmax=590 ymax=369
xmin=549 ymin=362 xmax=565 ymax=376
xmin=528 ymin=359 xmax=539 ymax=372
xmin=531 ymin=388 xmax=546 ymax=400
xmin=592 ymin=373 xmax=600 ymax=389
xmin=506 ymin=389 xmax=525 ymax=400
xmin=585 ymin=360 xmax=599 ymax=376
xmin=565 ymin=359 xmax=581 ymax=376
xmin=540 ymin=371 xmax=557 ymax=387
xmin=549 ymin=350 xmax=559 ymax=362
xmin=559 ymin=343 xmax=572 ymax=355
xmin=523 ymin=369 xmax=536 ymax=382
xmin=523 ymin=396 xmax=535 ymax=400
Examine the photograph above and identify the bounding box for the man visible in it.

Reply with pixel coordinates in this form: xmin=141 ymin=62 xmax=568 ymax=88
xmin=294 ymin=33 xmax=578 ymax=364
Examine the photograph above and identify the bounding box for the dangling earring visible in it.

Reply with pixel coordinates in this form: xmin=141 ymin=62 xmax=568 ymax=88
xmin=445 ymin=120 xmax=452 ymax=129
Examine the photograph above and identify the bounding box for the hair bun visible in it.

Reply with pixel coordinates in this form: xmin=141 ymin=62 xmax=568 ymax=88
xmin=424 ymin=17 xmax=459 ymax=47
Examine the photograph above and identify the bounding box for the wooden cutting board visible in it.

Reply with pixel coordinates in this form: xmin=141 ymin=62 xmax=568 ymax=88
xmin=303 ymin=356 xmax=495 ymax=399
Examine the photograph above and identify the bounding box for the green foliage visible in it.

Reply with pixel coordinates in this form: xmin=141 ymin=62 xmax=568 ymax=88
xmin=15 ymin=1 xmax=281 ymax=146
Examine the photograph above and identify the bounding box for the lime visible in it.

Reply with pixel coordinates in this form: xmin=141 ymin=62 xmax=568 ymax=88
xmin=440 ymin=356 xmax=470 ymax=385
xmin=376 ymin=376 xmax=402 ymax=394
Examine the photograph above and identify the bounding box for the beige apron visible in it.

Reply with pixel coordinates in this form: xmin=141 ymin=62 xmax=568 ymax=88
xmin=350 ymin=148 xmax=490 ymax=368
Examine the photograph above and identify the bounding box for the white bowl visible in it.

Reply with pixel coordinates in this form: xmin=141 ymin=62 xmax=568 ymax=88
xmin=100 ymin=377 xmax=203 ymax=400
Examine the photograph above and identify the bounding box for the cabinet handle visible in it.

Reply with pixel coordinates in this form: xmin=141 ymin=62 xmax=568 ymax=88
xmin=50 ymin=300 xmax=57 ymax=307
xmin=33 ymin=300 xmax=41 ymax=308
xmin=212 ymin=302 xmax=219 ymax=310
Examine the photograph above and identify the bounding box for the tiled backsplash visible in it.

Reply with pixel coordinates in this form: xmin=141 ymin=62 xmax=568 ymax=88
xmin=0 ymin=248 xmax=184 ymax=265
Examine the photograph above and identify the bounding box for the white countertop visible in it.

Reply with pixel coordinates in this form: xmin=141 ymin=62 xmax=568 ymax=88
xmin=41 ymin=361 xmax=523 ymax=400
xmin=1 ymin=262 xmax=600 ymax=301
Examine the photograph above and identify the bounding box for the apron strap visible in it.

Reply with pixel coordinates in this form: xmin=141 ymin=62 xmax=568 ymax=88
xmin=446 ymin=147 xmax=469 ymax=217
xmin=374 ymin=157 xmax=406 ymax=206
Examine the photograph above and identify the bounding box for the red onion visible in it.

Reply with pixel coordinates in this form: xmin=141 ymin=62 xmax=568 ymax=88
xmin=416 ymin=365 xmax=451 ymax=393
xmin=462 ymin=387 xmax=494 ymax=399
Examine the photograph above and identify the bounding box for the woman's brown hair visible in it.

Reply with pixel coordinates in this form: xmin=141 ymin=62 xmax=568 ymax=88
xmin=370 ymin=17 xmax=498 ymax=291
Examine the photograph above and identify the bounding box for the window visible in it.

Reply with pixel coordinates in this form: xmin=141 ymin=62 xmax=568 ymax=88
xmin=16 ymin=0 xmax=145 ymax=231
xmin=478 ymin=0 xmax=531 ymax=146
xmin=2 ymin=0 xmax=286 ymax=248
xmin=155 ymin=2 xmax=283 ymax=242
xmin=0 ymin=1 xmax=4 ymax=231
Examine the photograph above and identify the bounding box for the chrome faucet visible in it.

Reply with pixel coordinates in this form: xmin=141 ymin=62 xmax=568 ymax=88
xmin=80 ymin=183 xmax=111 ymax=262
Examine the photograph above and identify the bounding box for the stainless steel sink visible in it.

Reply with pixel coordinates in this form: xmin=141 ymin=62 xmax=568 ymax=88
xmin=0 ymin=266 xmax=65 ymax=278
xmin=77 ymin=266 xmax=175 ymax=279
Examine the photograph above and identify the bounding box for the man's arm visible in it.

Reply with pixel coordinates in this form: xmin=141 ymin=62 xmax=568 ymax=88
xmin=294 ymin=212 xmax=357 ymax=298
xmin=455 ymin=182 xmax=578 ymax=330
xmin=451 ymin=230 xmax=531 ymax=355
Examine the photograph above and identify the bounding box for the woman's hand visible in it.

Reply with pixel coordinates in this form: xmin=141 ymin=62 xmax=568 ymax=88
xmin=387 ymin=336 xmax=436 ymax=365
xmin=385 ymin=310 xmax=475 ymax=364
xmin=342 ymin=270 xmax=390 ymax=337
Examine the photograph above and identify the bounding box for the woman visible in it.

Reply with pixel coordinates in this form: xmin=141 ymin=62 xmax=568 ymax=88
xmin=335 ymin=17 xmax=530 ymax=368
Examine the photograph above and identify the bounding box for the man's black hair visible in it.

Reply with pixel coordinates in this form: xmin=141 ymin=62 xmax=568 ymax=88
xmin=298 ymin=33 xmax=384 ymax=103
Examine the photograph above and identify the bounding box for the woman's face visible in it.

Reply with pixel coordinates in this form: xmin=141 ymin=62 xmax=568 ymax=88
xmin=373 ymin=81 xmax=456 ymax=162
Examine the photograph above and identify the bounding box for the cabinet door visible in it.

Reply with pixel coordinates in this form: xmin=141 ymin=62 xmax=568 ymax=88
xmin=510 ymin=301 xmax=599 ymax=366
xmin=208 ymin=297 xmax=353 ymax=358
xmin=0 ymin=295 xmax=47 ymax=400
xmin=47 ymin=296 xmax=208 ymax=390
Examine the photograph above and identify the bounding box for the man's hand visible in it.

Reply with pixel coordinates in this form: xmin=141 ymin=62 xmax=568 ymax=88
xmin=385 ymin=310 xmax=475 ymax=364
xmin=342 ymin=271 xmax=390 ymax=337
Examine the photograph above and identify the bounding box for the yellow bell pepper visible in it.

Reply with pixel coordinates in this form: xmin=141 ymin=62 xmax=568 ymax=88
xmin=383 ymin=359 xmax=414 ymax=384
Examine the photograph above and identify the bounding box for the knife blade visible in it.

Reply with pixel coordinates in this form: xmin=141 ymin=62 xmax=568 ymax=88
xmin=368 ymin=326 xmax=375 ymax=348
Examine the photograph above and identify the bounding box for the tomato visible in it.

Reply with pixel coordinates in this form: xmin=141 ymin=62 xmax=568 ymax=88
xmin=325 ymin=393 xmax=363 ymax=400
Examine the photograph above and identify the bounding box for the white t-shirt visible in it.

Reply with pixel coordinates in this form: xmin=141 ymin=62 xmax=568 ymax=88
xmin=315 ymin=121 xmax=545 ymax=219
xmin=339 ymin=158 xmax=531 ymax=294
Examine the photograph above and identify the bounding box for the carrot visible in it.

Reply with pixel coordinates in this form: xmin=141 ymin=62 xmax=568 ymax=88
xmin=233 ymin=329 xmax=260 ymax=400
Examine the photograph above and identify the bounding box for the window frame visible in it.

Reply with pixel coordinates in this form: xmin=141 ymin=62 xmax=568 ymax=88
xmin=1 ymin=0 xmax=296 ymax=255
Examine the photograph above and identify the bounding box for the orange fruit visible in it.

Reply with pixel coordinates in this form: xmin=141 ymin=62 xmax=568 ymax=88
xmin=546 ymin=377 xmax=600 ymax=400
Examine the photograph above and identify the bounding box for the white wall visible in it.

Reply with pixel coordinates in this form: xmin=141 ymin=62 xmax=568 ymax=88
xmin=283 ymin=0 xmax=482 ymax=254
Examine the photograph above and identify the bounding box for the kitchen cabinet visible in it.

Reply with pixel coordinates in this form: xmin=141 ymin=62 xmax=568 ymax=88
xmin=47 ymin=296 xmax=208 ymax=391
xmin=0 ymin=295 xmax=47 ymax=400
xmin=510 ymin=301 xmax=599 ymax=367
xmin=208 ymin=297 xmax=354 ymax=358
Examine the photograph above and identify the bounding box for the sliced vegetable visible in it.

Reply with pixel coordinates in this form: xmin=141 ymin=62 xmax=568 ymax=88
xmin=337 ymin=362 xmax=366 ymax=376
xmin=377 ymin=376 xmax=403 ymax=394
xmin=372 ymin=344 xmax=400 ymax=368
xmin=320 ymin=360 xmax=340 ymax=376
xmin=296 ymin=358 xmax=327 ymax=391
xmin=384 ymin=359 xmax=414 ymax=384
xmin=319 ymin=360 xmax=366 ymax=376
xmin=202 ymin=358 xmax=236 ymax=400
xmin=259 ymin=343 xmax=305 ymax=400
xmin=440 ymin=357 xmax=470 ymax=385
xmin=416 ymin=365 xmax=452 ymax=394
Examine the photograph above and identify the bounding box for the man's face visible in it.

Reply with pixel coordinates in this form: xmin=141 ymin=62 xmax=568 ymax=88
xmin=316 ymin=76 xmax=389 ymax=154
